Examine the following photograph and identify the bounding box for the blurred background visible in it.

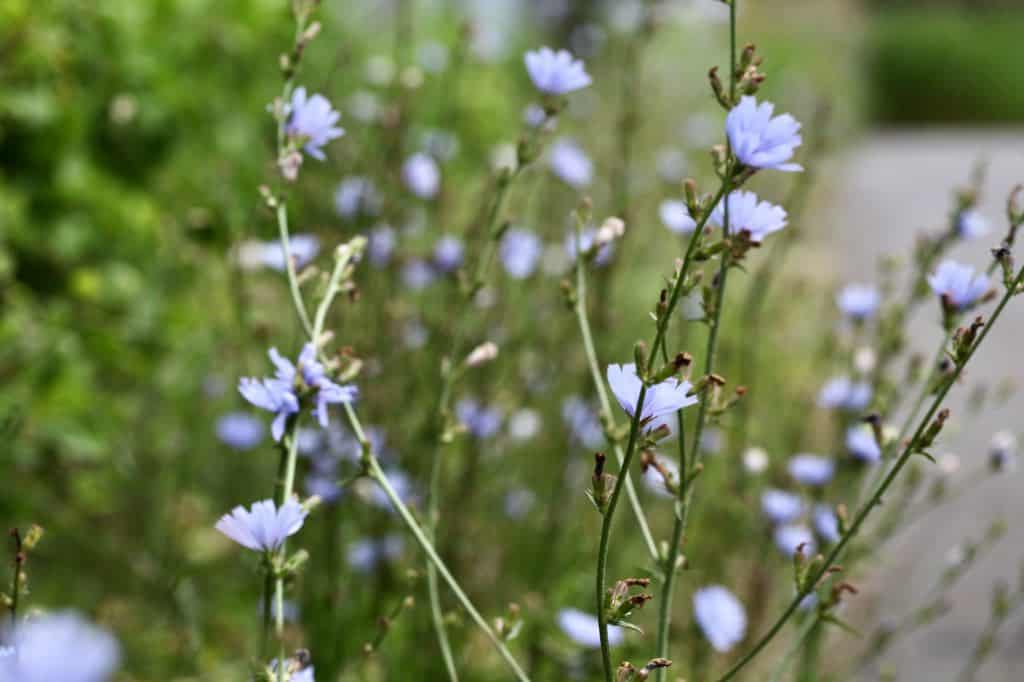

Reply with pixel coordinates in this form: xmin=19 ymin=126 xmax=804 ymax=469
xmin=2 ymin=0 xmax=1023 ymax=680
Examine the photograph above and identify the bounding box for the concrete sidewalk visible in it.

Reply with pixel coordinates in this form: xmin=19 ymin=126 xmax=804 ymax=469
xmin=826 ymin=130 xmax=1024 ymax=682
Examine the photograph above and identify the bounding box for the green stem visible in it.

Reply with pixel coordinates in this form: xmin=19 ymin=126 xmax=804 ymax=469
xmin=359 ymin=439 xmax=530 ymax=681
xmin=422 ymin=170 xmax=517 ymax=681
xmin=594 ymin=179 xmax=730 ymax=682
xmin=768 ymin=615 xmax=819 ymax=682
xmin=651 ymin=5 xmax=739 ymax=655
xmin=276 ymin=201 xmax=314 ymax=339
xmin=716 ymin=269 xmax=1024 ymax=682
xmin=9 ymin=532 xmax=22 ymax=630
xmin=573 ymin=224 xmax=659 ymax=561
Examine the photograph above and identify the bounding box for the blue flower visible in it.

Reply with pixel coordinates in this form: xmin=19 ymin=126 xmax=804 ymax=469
xmin=2 ymin=612 xmax=120 ymax=682
xmin=347 ymin=535 xmax=405 ymax=574
xmin=693 ymin=586 xmax=747 ymax=653
xmin=928 ymin=259 xmax=990 ymax=310
xmin=402 ymin=259 xmax=436 ymax=291
xmin=215 ymin=498 xmax=307 ymax=552
xmin=607 ymin=363 xmax=698 ymax=428
xmin=846 ymin=425 xmax=881 ymax=463
xmin=549 ymin=138 xmax=593 ymax=188
xmin=500 ymin=228 xmax=543 ymax=279
xmin=504 ymin=488 xmax=537 ymax=519
xmin=813 ymin=504 xmax=841 ymax=543
xmin=774 ymin=523 xmax=816 ymax=557
xmin=524 ymin=47 xmax=592 ymax=95
xmin=334 ymin=176 xmax=380 ymax=218
xmin=642 ymin=455 xmax=679 ymax=499
xmin=557 ymin=608 xmax=622 ymax=648
xmin=523 ymin=103 xmax=547 ymax=128
xmin=216 ymin=412 xmax=264 ymax=451
xmin=456 ymin=398 xmax=503 ymax=439
xmin=368 ymin=467 xmax=418 ymax=512
xmin=239 ymin=345 xmax=357 ymax=441
xmin=726 ymin=96 xmax=803 ymax=172
xmin=836 ymin=283 xmax=880 ymax=320
xmin=989 ymin=430 xmax=1018 ymax=473
xmin=761 ymin=488 xmax=804 ymax=524
xmin=433 ymin=235 xmax=465 ymax=273
xmin=788 ymin=454 xmax=834 ymax=486
xmin=562 ymin=396 xmax=605 ymax=449
xmin=271 ymin=659 xmax=315 ymax=682
xmin=817 ymin=376 xmax=872 ymax=411
xmin=709 ymin=190 xmax=788 ymax=243
xmin=367 ymin=224 xmax=397 ymax=267
xmin=956 ymin=208 xmax=989 ymax=240
xmin=260 ymin=234 xmax=320 ymax=272
xmin=659 ymin=199 xmax=697 ymax=235
xmin=402 ymin=152 xmax=441 ymax=199
xmin=287 ymin=87 xmax=343 ymax=161
xmin=239 ymin=369 xmax=299 ymax=443
xmin=565 ymin=227 xmax=614 ymax=266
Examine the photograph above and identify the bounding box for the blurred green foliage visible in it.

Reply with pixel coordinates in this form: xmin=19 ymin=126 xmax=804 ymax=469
xmin=5 ymin=1 xmax=1004 ymax=681
xmin=866 ymin=8 xmax=1024 ymax=124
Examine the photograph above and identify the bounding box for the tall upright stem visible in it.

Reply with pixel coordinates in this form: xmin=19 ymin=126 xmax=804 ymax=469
xmin=652 ymin=6 xmax=737 ymax=675
xmin=594 ymin=182 xmax=729 ymax=681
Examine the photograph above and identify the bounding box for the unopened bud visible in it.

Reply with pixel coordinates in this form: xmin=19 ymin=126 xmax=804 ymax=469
xmin=465 ymin=341 xmax=498 ymax=368
xmin=596 ymin=216 xmax=626 ymax=247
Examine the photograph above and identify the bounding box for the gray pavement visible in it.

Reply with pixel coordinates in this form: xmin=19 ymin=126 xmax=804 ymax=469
xmin=825 ymin=130 xmax=1024 ymax=682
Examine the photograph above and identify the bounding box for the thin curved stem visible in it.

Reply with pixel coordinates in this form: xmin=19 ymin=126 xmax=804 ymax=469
xmin=716 ymin=269 xmax=1023 ymax=682
xmin=358 ymin=435 xmax=531 ymax=682
xmin=422 ymin=172 xmax=516 ymax=681
xmin=276 ymin=200 xmax=314 ymax=339
xmin=574 ymin=226 xmax=659 ymax=561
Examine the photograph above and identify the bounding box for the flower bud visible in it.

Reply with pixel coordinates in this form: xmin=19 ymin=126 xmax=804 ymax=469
xmin=596 ymin=217 xmax=626 ymax=247
xmin=465 ymin=341 xmax=499 ymax=368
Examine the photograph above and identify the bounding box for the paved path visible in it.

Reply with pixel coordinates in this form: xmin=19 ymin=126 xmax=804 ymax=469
xmin=826 ymin=130 xmax=1024 ymax=682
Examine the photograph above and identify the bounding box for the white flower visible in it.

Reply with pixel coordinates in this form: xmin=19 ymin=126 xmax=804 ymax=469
xmin=725 ymin=96 xmax=803 ymax=172
xmin=557 ymin=608 xmax=622 ymax=648
xmin=524 ymin=47 xmax=592 ymax=95
xmin=507 ymin=408 xmax=542 ymax=441
xmin=743 ymin=446 xmax=769 ymax=474
xmin=693 ymin=586 xmax=747 ymax=653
